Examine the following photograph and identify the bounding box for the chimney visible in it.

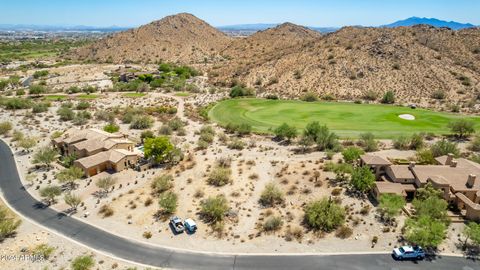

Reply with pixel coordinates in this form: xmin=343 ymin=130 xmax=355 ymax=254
xmin=446 ymin=153 xmax=454 ymax=165
xmin=467 ymin=174 xmax=477 ymax=188
xmin=450 ymin=160 xmax=457 ymax=168
xmin=409 ymin=161 xmax=416 ymax=169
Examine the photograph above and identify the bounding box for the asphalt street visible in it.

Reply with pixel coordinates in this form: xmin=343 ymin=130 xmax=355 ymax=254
xmin=0 ymin=140 xmax=479 ymax=270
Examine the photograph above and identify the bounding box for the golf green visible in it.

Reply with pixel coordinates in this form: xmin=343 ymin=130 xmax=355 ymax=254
xmin=209 ymin=98 xmax=480 ymax=138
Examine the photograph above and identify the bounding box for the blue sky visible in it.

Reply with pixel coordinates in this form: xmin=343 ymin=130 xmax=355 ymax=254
xmin=1 ymin=0 xmax=479 ymax=27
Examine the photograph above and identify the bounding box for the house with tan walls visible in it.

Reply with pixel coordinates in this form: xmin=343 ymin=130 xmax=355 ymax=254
xmin=363 ymin=153 xmax=480 ymax=221
xmin=53 ymin=128 xmax=141 ymax=177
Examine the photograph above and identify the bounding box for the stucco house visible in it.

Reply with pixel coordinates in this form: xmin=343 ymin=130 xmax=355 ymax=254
xmin=364 ymin=153 xmax=480 ymax=221
xmin=53 ymin=128 xmax=140 ymax=176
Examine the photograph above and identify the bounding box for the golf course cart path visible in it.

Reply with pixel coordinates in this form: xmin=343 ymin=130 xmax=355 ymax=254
xmin=0 ymin=140 xmax=479 ymax=270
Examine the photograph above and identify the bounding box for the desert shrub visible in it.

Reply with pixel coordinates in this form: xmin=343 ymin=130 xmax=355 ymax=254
xmin=0 ymin=206 xmax=21 ymax=241
xmin=3 ymin=98 xmax=32 ymax=110
xmin=381 ymin=91 xmax=395 ymax=104
xmin=409 ymin=133 xmax=425 ymax=150
xmin=285 ymin=227 xmax=304 ymax=242
xmin=140 ymin=130 xmax=155 ymax=142
xmin=335 ymin=225 xmax=353 ymax=239
xmin=29 ymin=84 xmax=47 ymax=96
xmin=207 ymin=167 xmax=232 ymax=186
xmin=303 ymin=122 xmax=339 ymax=151
xmin=32 ymin=102 xmax=50 ymax=113
xmin=430 ymin=139 xmax=459 ymax=157
xmin=197 ymin=139 xmax=209 ymax=150
xmin=259 ymin=183 xmax=285 ymax=207
xmin=32 ymin=243 xmax=55 ymax=259
xmin=448 ymin=119 xmax=475 ymax=138
xmin=143 ymin=231 xmax=152 ymax=239
xmin=95 ymin=110 xmax=115 ymax=122
xmin=358 ymin=132 xmax=378 ymax=152
xmin=363 ymin=90 xmax=378 ymax=101
xmin=469 ymin=135 xmax=480 ymax=152
xmin=103 ymin=123 xmax=120 ymax=133
xmin=0 ymin=121 xmax=12 ymax=135
xmin=200 ymin=195 xmax=229 ymax=223
xmin=301 ymin=92 xmax=318 ymax=102
xmin=98 ymin=204 xmax=114 ymax=218
xmin=341 ymin=147 xmax=364 ymax=163
xmin=393 ymin=135 xmax=410 ymax=150
xmin=33 ymin=70 xmax=49 ymax=79
xmin=39 ymin=186 xmax=62 ymax=204
xmin=227 ymin=138 xmax=245 ymax=150
xmin=71 ymin=255 xmax=95 ymax=270
xmin=158 ymin=125 xmax=173 ymax=135
xmin=229 ymin=85 xmax=255 ymax=98
xmin=431 ymin=90 xmax=446 ymax=100
xmin=130 ymin=115 xmax=153 ymax=129
xmin=416 ymin=148 xmax=436 ymax=164
xmin=263 ymin=216 xmax=283 ymax=232
xmin=57 ymin=107 xmax=74 ymax=121
xmin=167 ymin=117 xmax=185 ymax=131
xmin=73 ymin=111 xmax=91 ymax=125
xmin=274 ymin=123 xmax=297 ymax=141
xmin=158 ymin=191 xmax=178 ymax=215
xmin=304 ymin=197 xmax=345 ymax=232
xmin=151 ymin=175 xmax=173 ymax=194
xmin=75 ymin=101 xmax=90 ymax=110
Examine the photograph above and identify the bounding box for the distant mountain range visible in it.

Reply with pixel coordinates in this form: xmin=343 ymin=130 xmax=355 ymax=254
xmin=219 ymin=17 xmax=477 ymax=33
xmin=0 ymin=17 xmax=477 ymax=33
xmin=382 ymin=17 xmax=476 ymax=30
xmin=0 ymin=24 xmax=129 ymax=32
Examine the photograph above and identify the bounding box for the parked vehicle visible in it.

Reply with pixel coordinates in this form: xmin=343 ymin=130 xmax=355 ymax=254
xmin=170 ymin=216 xmax=185 ymax=233
xmin=184 ymin=218 xmax=197 ymax=232
xmin=392 ymin=245 xmax=425 ymax=260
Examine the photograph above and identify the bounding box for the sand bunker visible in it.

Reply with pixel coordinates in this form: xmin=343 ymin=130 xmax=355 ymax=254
xmin=399 ymin=114 xmax=415 ymax=120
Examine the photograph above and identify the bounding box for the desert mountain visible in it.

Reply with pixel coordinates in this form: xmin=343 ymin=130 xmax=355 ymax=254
xmin=70 ymin=13 xmax=231 ymax=63
xmin=71 ymin=14 xmax=480 ymax=104
xmin=210 ymin=25 xmax=480 ymax=104
xmin=383 ymin=17 xmax=476 ymax=30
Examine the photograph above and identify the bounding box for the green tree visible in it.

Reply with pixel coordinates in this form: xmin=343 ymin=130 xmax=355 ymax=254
xmin=64 ymin=192 xmax=82 ymax=211
xmin=274 ymin=123 xmax=298 ymax=142
xmin=463 ymin=222 xmax=480 ymax=248
xmin=201 ymin=195 xmax=229 ymax=223
xmin=342 ymin=147 xmax=364 ymax=164
xmin=412 ymin=196 xmax=449 ymax=223
xmin=298 ymin=135 xmax=314 ymax=153
xmin=32 ymin=147 xmax=58 ymax=168
xmin=415 ymin=182 xmax=443 ymax=201
xmin=448 ymin=119 xmax=475 ymax=139
xmin=381 ymin=91 xmax=395 ymax=104
xmin=158 ymin=191 xmax=178 ymax=215
xmin=144 ymin=136 xmax=174 ymax=164
xmin=303 ymin=122 xmax=339 ymax=151
xmin=304 ymin=197 xmax=345 ymax=232
xmin=56 ymin=167 xmax=84 ymax=190
xmin=103 ymin=123 xmax=120 ymax=133
xmin=39 ymin=186 xmax=62 ymax=205
xmin=378 ymin=194 xmax=405 ymax=223
xmin=416 ymin=148 xmax=436 ymax=164
xmin=350 ymin=166 xmax=376 ymax=193
xmin=0 ymin=206 xmax=22 ymax=241
xmin=71 ymin=255 xmax=95 ymax=270
xmin=404 ymin=215 xmax=446 ymax=249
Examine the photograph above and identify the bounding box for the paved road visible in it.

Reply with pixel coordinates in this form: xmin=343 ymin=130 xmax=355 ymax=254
xmin=0 ymin=140 xmax=479 ymax=270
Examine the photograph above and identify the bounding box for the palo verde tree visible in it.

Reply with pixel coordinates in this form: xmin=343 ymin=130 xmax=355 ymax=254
xmin=143 ymin=136 xmax=174 ymax=164
xmin=350 ymin=166 xmax=376 ymax=193
xmin=304 ymin=197 xmax=345 ymax=232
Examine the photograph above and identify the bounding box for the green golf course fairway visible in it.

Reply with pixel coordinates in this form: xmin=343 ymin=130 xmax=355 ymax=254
xmin=209 ymin=98 xmax=480 ymax=138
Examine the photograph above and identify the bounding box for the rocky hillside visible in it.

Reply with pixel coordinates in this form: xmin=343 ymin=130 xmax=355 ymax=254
xmin=69 ymin=13 xmax=231 ymax=63
xmin=71 ymin=13 xmax=480 ymax=105
xmin=212 ymin=25 xmax=480 ymax=106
